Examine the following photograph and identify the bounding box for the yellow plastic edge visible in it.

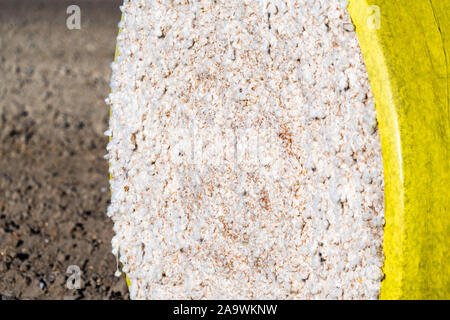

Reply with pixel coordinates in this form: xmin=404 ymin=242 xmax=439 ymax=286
xmin=348 ymin=0 xmax=449 ymax=299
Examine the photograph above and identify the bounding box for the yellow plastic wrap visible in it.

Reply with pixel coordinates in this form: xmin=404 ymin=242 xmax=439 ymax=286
xmin=348 ymin=0 xmax=449 ymax=299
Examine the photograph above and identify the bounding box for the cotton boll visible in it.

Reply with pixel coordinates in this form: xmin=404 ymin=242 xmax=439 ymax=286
xmin=339 ymin=0 xmax=349 ymax=9
xmin=366 ymin=265 xmax=384 ymax=281
xmin=338 ymin=73 xmax=349 ymax=91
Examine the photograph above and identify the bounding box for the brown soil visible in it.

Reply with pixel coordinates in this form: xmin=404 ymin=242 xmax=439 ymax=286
xmin=0 ymin=0 xmax=129 ymax=299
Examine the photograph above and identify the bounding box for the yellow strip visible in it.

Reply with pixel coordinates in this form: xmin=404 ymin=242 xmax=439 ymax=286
xmin=348 ymin=0 xmax=449 ymax=299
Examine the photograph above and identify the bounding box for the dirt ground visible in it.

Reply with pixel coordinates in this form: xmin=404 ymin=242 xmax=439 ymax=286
xmin=0 ymin=0 xmax=129 ymax=299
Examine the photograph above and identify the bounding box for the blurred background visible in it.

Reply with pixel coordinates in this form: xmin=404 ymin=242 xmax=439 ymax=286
xmin=0 ymin=0 xmax=129 ymax=299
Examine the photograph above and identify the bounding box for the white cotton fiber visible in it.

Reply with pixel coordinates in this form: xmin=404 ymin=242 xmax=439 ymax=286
xmin=106 ymin=0 xmax=385 ymax=299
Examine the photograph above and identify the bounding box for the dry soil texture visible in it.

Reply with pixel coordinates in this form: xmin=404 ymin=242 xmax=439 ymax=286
xmin=0 ymin=0 xmax=129 ymax=299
